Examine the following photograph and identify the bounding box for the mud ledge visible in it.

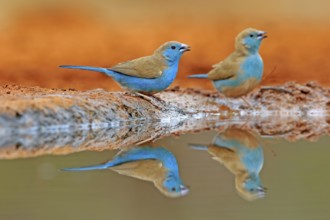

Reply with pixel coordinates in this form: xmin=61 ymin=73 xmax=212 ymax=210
xmin=1 ymin=82 xmax=329 ymax=126
xmin=0 ymin=82 xmax=329 ymax=159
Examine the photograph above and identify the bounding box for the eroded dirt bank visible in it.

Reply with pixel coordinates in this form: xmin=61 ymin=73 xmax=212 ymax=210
xmin=1 ymin=82 xmax=329 ymax=125
xmin=0 ymin=82 xmax=329 ymax=159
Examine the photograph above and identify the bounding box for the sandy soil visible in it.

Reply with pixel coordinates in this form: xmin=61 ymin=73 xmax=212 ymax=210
xmin=0 ymin=9 xmax=330 ymax=92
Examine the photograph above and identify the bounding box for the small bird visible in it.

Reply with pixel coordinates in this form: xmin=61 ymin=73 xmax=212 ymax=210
xmin=62 ymin=146 xmax=189 ymax=198
xmin=189 ymin=127 xmax=266 ymax=201
xmin=188 ymin=28 xmax=267 ymax=98
xmin=60 ymin=41 xmax=190 ymax=96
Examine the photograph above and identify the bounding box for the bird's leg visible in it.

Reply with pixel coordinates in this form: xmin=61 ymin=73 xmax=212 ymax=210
xmin=222 ymin=97 xmax=234 ymax=110
xmin=136 ymin=93 xmax=167 ymax=105
xmin=147 ymin=93 xmax=187 ymax=114
xmin=128 ymin=92 xmax=186 ymax=114
xmin=222 ymin=96 xmax=231 ymax=106
xmin=140 ymin=93 xmax=187 ymax=114
xmin=260 ymin=86 xmax=293 ymax=95
xmin=217 ymin=95 xmax=232 ymax=109
xmin=148 ymin=94 xmax=166 ymax=103
xmin=131 ymin=92 xmax=166 ymax=110
xmin=240 ymin=97 xmax=254 ymax=110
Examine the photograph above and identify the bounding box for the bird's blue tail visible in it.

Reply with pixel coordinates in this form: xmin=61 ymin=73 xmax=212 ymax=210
xmin=59 ymin=65 xmax=109 ymax=74
xmin=187 ymin=74 xmax=208 ymax=79
xmin=188 ymin=144 xmax=208 ymax=151
xmin=61 ymin=163 xmax=110 ymax=172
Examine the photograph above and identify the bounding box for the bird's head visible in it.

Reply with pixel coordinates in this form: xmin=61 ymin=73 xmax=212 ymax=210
xmin=235 ymin=28 xmax=267 ymax=54
xmin=236 ymin=175 xmax=266 ymax=201
xmin=155 ymin=173 xmax=189 ymax=198
xmin=154 ymin=41 xmax=190 ymax=66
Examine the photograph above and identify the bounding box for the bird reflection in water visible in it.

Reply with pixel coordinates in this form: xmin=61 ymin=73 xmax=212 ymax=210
xmin=190 ymin=127 xmax=266 ymax=201
xmin=62 ymin=146 xmax=189 ymax=198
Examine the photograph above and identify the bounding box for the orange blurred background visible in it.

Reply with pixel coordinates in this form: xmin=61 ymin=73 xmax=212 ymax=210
xmin=0 ymin=0 xmax=330 ymax=91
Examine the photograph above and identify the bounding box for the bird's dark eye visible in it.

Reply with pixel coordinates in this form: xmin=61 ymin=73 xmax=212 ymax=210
xmin=171 ymin=46 xmax=176 ymax=50
xmin=171 ymin=187 xmax=176 ymax=191
xmin=249 ymin=34 xmax=254 ymax=38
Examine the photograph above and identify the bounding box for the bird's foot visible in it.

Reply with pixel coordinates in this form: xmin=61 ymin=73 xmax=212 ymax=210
xmin=240 ymin=97 xmax=255 ymax=110
xmin=148 ymin=94 xmax=166 ymax=103
xmin=138 ymin=93 xmax=186 ymax=114
xmin=127 ymin=92 xmax=185 ymax=114
xmin=131 ymin=92 xmax=166 ymax=110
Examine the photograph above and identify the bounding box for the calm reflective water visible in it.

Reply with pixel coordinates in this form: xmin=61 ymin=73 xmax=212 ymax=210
xmin=1 ymin=124 xmax=330 ymax=220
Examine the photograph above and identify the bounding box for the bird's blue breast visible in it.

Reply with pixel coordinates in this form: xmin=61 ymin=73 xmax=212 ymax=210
xmin=240 ymin=54 xmax=263 ymax=80
xmin=213 ymin=54 xmax=263 ymax=89
xmin=214 ymin=137 xmax=263 ymax=174
xmin=109 ymin=64 xmax=178 ymax=94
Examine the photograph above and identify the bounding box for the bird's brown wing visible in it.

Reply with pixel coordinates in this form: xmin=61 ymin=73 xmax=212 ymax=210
xmin=222 ymin=128 xmax=260 ymax=148
xmin=110 ymin=55 xmax=167 ymax=79
xmin=208 ymin=53 xmax=242 ymax=80
xmin=110 ymin=160 xmax=166 ymax=182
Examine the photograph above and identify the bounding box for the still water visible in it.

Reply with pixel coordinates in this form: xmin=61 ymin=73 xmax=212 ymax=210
xmin=0 ymin=122 xmax=330 ymax=220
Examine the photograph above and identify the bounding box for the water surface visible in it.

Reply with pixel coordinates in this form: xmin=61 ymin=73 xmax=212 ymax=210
xmin=0 ymin=122 xmax=330 ymax=220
